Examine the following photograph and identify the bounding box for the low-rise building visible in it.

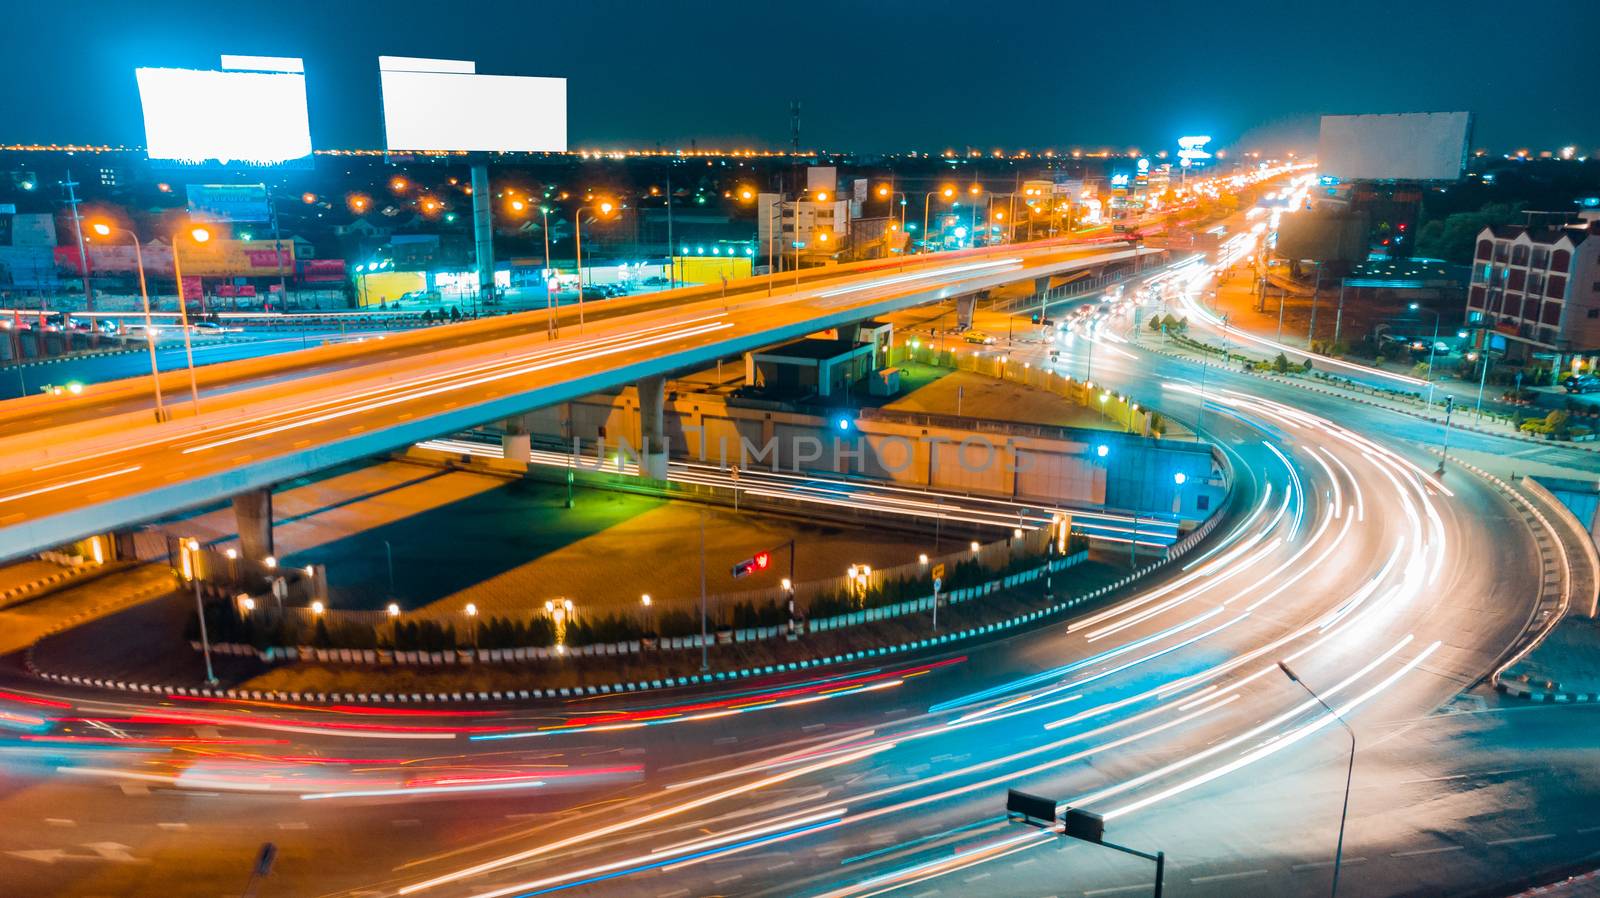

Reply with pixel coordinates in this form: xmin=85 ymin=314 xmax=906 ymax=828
xmin=1468 ymin=214 xmax=1600 ymax=365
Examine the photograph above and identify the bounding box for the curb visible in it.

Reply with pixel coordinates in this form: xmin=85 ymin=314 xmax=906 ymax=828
xmin=25 ymin=513 xmax=1227 ymax=707
xmin=1 ymin=344 xmax=146 ymax=370
xmin=1494 ymin=679 xmax=1599 ymax=703
xmin=1145 ymin=341 xmax=1600 ymax=455
xmin=0 ymin=562 xmax=95 ymax=607
xmin=1508 ymin=867 xmax=1600 ymax=897
xmin=1425 ymin=450 xmax=1576 ymax=699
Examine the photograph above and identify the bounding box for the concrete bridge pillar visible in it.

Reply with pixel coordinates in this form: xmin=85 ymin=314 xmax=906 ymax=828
xmin=232 ymin=488 xmax=274 ymax=561
xmin=637 ymin=375 xmax=669 ymax=480
xmin=502 ymin=413 xmax=534 ymax=465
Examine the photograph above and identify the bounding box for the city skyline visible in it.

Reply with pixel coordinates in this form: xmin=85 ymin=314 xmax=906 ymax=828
xmin=3 ymin=0 xmax=1596 ymax=155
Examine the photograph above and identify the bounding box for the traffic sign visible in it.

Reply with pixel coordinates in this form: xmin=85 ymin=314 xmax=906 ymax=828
xmin=931 ymin=563 xmax=946 ymax=581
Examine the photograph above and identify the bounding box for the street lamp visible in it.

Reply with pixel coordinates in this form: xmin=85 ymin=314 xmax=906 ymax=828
xmin=1409 ymin=302 xmax=1441 ymax=407
xmin=1278 ymin=660 xmax=1355 ymax=898
xmin=923 ymin=186 xmax=956 ymax=253
xmin=90 ymin=221 xmax=166 ymax=422
xmin=169 ymin=225 xmax=212 ymax=415
xmin=574 ymin=199 xmax=617 ymax=335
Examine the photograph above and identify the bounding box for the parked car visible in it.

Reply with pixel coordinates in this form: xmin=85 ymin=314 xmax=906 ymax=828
xmin=1563 ymin=374 xmax=1600 ymax=394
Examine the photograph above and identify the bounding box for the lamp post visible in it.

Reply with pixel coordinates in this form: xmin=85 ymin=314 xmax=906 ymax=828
xmin=1278 ymin=660 xmax=1354 ymax=898
xmin=923 ymin=186 xmax=955 ymax=254
xmin=1409 ymin=302 xmax=1441 ymax=407
xmin=183 ymin=538 xmax=218 ymax=686
xmin=465 ymin=602 xmax=479 ymax=651
xmin=574 ymin=199 xmax=617 ymax=336
xmin=91 ymin=222 xmax=166 ymax=422
xmin=169 ymin=226 xmax=210 ymax=415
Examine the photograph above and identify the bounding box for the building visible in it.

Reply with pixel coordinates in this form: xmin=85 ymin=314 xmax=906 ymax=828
xmin=756 ymin=193 xmax=849 ymax=270
xmin=1468 ymin=213 xmax=1600 ymax=365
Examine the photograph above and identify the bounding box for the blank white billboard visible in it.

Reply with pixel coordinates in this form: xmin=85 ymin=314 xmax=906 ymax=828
xmin=379 ymin=57 xmax=566 ymax=153
xmin=136 ymin=64 xmax=312 ymax=166
xmin=1317 ymin=112 xmax=1472 ymax=182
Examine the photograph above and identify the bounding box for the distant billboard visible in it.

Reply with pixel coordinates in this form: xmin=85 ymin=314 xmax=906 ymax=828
xmin=1317 ymin=112 xmax=1472 ymax=182
xmin=136 ymin=56 xmax=312 ymax=168
xmin=378 ymin=56 xmax=566 ymax=153
xmin=186 ymin=184 xmax=271 ymax=223
xmin=1275 ymin=211 xmax=1370 ymax=264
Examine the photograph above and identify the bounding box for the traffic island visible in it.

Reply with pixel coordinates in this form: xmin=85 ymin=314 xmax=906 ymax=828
xmin=25 ymin=519 xmax=1226 ymax=704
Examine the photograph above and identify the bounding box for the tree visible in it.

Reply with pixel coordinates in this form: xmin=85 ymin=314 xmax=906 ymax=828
xmin=1148 ymin=315 xmax=1162 ymax=334
xmin=1273 ymin=352 xmax=1291 ymax=374
xmin=1413 ymin=202 xmax=1524 ymax=264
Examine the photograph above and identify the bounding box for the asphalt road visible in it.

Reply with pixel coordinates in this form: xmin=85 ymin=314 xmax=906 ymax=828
xmin=0 ymin=273 xmax=1580 ymax=897
xmin=0 ymin=328 xmax=394 ymax=401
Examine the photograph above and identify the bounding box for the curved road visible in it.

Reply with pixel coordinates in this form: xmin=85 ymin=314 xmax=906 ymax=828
xmin=0 ymin=263 xmax=1593 ymax=898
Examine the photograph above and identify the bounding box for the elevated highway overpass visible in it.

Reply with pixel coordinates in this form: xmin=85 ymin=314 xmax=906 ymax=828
xmin=0 ymin=240 xmax=1156 ymax=563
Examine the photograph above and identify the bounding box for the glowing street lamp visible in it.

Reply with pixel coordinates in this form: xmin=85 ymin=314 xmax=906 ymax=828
xmin=90 ymin=220 xmax=166 ymax=421
xmin=574 ymin=198 xmax=618 ymax=334
xmin=169 ymin=226 xmax=212 ymax=415
xmin=923 ymin=186 xmax=958 ymax=253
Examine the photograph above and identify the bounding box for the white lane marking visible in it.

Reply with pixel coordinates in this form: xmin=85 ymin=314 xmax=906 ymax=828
xmin=1391 ymin=845 xmax=1463 ymax=858
xmin=0 ymin=466 xmax=141 ymax=505
xmin=1084 ymin=885 xmax=1157 ymax=897
xmin=156 ymin=822 xmax=188 ymax=831
xmin=277 ymin=822 xmax=310 ymax=831
xmin=1486 ymin=833 xmax=1556 ymax=846
xmin=44 ymin=819 xmax=75 ymax=828
xmin=1292 ymin=857 xmax=1367 ymax=871
xmin=1189 ymin=869 xmax=1269 ymax=884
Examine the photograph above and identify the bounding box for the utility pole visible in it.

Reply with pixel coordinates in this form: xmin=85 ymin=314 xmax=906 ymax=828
xmin=699 ymin=510 xmax=709 ymax=673
xmin=1332 ymin=279 xmax=1347 ymax=348
xmin=62 ymin=169 xmax=93 ymax=312
xmin=266 ymin=184 xmax=290 ymax=309
xmin=665 ymin=172 xmax=675 ymax=289
xmin=789 ymin=100 xmax=801 ymax=155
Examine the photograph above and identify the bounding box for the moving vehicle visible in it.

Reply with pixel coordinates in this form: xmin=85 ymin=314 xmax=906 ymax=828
xmin=1563 ymin=373 xmax=1600 ymax=394
xmin=962 ymin=330 xmax=996 ymax=345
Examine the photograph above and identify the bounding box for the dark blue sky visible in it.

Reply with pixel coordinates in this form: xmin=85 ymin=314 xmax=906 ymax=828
xmin=5 ymin=0 xmax=1594 ymax=155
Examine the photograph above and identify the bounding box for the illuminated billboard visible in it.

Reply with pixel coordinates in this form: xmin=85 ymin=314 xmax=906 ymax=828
xmin=378 ymin=56 xmax=566 ymax=153
xmin=136 ymin=56 xmax=312 ymax=167
xmin=1318 ymin=112 xmax=1472 ymax=182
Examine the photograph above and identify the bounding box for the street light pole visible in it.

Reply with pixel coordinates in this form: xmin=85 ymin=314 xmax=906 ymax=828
xmin=170 ymin=229 xmax=207 ymax=415
xmin=698 ymin=510 xmax=709 ymax=673
xmin=1278 ymin=661 xmax=1353 ymax=898
xmin=94 ymin=223 xmax=167 ymax=421
xmin=1411 ymin=303 xmax=1440 ymax=407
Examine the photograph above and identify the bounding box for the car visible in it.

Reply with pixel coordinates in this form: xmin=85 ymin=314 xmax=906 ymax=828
xmin=581 ymin=286 xmax=608 ymax=300
xmin=190 ymin=320 xmax=227 ymax=334
xmin=1563 ymin=374 xmax=1600 ymax=394
xmin=962 ymin=330 xmax=996 ymax=345
xmin=399 ymin=289 xmax=441 ymax=304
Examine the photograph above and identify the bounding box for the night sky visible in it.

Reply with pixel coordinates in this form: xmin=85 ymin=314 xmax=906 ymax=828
xmin=5 ymin=0 xmax=1594 ymax=155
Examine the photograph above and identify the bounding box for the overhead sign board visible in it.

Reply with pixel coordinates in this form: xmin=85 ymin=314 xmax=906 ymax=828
xmin=378 ymin=56 xmax=566 ymax=153
xmin=186 ymin=184 xmax=271 ymax=223
xmin=136 ymin=56 xmax=312 ymax=168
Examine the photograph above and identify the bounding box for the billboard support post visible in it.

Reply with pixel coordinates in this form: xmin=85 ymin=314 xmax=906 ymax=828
xmin=267 ymin=184 xmax=289 ymax=310
xmin=471 ymin=158 xmax=493 ymax=317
